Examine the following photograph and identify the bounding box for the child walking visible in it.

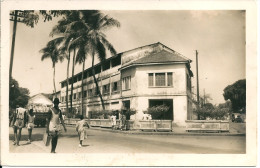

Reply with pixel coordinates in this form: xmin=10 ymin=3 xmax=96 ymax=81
xmin=76 ymin=115 xmax=90 ymax=147
xmin=26 ymin=108 xmax=35 ymax=144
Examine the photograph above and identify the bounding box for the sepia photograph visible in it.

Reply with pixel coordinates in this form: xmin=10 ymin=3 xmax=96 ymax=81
xmin=0 ymin=0 xmax=257 ymax=167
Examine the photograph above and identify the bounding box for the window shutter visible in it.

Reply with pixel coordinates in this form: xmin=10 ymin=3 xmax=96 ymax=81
xmin=167 ymin=72 xmax=173 ymax=86
xmin=148 ymin=73 xmax=153 ymax=86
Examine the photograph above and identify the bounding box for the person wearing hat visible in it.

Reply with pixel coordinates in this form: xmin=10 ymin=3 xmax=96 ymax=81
xmin=46 ymin=98 xmax=67 ymax=153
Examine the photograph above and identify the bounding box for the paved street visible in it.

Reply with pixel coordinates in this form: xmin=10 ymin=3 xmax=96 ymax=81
xmin=9 ymin=126 xmax=245 ymax=154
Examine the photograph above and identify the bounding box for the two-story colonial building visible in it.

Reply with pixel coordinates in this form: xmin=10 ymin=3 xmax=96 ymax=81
xmin=59 ymin=42 xmax=193 ymax=126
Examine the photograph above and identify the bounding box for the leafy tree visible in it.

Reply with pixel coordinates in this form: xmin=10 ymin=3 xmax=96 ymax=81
xmin=147 ymin=105 xmax=170 ymax=120
xmin=40 ymin=37 xmax=64 ymax=97
xmin=203 ymin=103 xmax=214 ymax=109
xmin=223 ymin=79 xmax=246 ymax=112
xmin=218 ymin=100 xmax=232 ymax=109
xmin=194 ymin=107 xmax=229 ymax=120
xmin=9 ymin=78 xmax=30 ymax=109
xmin=121 ymin=108 xmax=136 ymax=120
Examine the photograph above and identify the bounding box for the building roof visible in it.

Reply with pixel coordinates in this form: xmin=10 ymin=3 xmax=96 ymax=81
xmin=28 ymin=93 xmax=53 ymax=105
xmin=132 ymin=50 xmax=189 ymax=64
xmin=60 ymin=42 xmax=193 ymax=83
xmin=120 ymin=49 xmax=191 ymax=71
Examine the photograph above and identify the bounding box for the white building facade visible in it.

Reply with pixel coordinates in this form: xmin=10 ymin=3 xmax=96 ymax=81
xmin=59 ymin=42 xmax=193 ymax=126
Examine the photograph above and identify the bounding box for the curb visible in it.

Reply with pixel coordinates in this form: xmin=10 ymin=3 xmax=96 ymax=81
xmin=89 ymin=127 xmax=246 ymax=136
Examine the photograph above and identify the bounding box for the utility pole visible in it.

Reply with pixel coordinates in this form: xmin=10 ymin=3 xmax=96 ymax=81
xmin=9 ymin=10 xmax=25 ymax=81
xmin=203 ymin=88 xmax=205 ymax=106
xmin=196 ymin=50 xmax=200 ymax=107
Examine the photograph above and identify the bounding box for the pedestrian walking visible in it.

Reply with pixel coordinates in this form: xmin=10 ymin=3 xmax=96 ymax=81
xmin=9 ymin=108 xmax=15 ymax=127
xmin=110 ymin=114 xmax=117 ymax=130
xmin=46 ymin=98 xmax=67 ymax=153
xmin=120 ymin=113 xmax=126 ymax=131
xmin=26 ymin=108 xmax=35 ymax=144
xmin=76 ymin=115 xmax=90 ymax=147
xmin=11 ymin=105 xmax=27 ymax=146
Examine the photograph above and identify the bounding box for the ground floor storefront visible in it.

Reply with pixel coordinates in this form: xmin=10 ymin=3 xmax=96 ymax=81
xmin=59 ymin=95 xmax=192 ymax=126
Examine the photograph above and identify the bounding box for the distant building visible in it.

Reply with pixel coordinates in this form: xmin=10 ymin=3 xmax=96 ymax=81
xmin=59 ymin=42 xmax=193 ymax=125
xmin=52 ymin=90 xmax=61 ymax=101
xmin=27 ymin=93 xmax=53 ymax=112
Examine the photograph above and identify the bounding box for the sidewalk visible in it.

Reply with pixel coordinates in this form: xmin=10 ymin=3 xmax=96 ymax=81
xmin=67 ymin=123 xmax=246 ymax=136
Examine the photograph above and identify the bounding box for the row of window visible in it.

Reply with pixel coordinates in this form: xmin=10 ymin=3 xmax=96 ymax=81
xmin=60 ymin=81 xmax=120 ymax=102
xmin=61 ymin=56 xmax=121 ymax=88
xmin=148 ymin=72 xmax=173 ymax=87
xmin=60 ymin=72 xmax=176 ymax=102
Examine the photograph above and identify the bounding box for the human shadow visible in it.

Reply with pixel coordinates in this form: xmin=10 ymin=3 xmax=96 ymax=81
xmin=82 ymin=144 xmax=90 ymax=147
xmin=9 ymin=133 xmax=44 ymax=141
xmin=20 ymin=142 xmax=31 ymax=146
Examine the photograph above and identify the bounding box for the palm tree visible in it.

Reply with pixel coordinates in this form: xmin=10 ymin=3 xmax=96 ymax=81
xmin=40 ymin=37 xmax=64 ymax=98
xmin=81 ymin=10 xmax=120 ymax=110
xmin=50 ymin=11 xmax=81 ymax=115
xmin=75 ymin=43 xmax=88 ymax=116
xmin=50 ymin=10 xmax=120 ymax=114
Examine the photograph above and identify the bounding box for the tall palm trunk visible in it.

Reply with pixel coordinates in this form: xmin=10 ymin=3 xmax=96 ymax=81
xmin=81 ymin=59 xmax=85 ymax=117
xmin=92 ymin=53 xmax=105 ymax=110
xmin=70 ymin=48 xmax=76 ymax=115
xmin=66 ymin=52 xmax=70 ymax=114
xmin=53 ymin=64 xmax=57 ymax=98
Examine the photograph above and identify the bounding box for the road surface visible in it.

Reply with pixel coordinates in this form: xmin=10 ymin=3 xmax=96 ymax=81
xmin=9 ymin=126 xmax=245 ymax=154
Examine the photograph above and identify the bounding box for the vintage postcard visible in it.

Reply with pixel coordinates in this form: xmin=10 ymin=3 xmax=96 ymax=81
xmin=0 ymin=0 xmax=258 ymax=166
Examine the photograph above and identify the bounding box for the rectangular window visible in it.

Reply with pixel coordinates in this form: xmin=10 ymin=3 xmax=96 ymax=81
xmin=102 ymin=60 xmax=110 ymax=71
xmin=103 ymin=84 xmax=110 ymax=95
xmin=149 ymin=72 xmax=173 ymax=87
xmin=88 ymin=89 xmax=93 ymax=97
xmin=73 ymin=93 xmax=77 ymax=99
xmin=78 ymin=92 xmax=82 ymax=99
xmin=92 ymin=87 xmax=99 ymax=96
xmin=84 ymin=90 xmax=87 ymax=98
xmin=83 ymin=71 xmax=88 ymax=79
xmin=112 ymin=81 xmax=118 ymax=92
xmin=148 ymin=73 xmax=154 ymax=86
xmin=111 ymin=56 xmax=121 ymax=67
xmin=155 ymin=73 xmax=165 ymax=86
xmin=122 ymin=76 xmax=131 ymax=90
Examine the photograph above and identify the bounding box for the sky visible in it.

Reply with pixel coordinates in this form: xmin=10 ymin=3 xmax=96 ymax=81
xmin=10 ymin=10 xmax=245 ymax=105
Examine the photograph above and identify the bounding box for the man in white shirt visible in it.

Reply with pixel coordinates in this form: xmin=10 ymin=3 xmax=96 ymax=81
xmin=11 ymin=105 xmax=27 ymax=146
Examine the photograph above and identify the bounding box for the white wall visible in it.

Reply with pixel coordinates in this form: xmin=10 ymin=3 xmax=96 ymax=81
xmin=135 ymin=64 xmax=187 ymax=96
xmin=173 ymin=96 xmax=187 ymax=126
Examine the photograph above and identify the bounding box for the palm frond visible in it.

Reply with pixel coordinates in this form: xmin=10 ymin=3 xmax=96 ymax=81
xmin=95 ymin=39 xmax=106 ymax=62
xmin=100 ymin=35 xmax=117 ymax=56
xmin=41 ymin=52 xmax=51 ymax=61
xmin=98 ymin=15 xmax=121 ymax=30
xmin=75 ymin=45 xmax=86 ymax=64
